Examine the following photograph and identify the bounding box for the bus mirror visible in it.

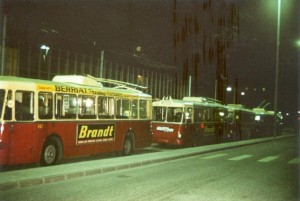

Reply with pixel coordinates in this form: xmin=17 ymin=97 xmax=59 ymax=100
xmin=7 ymin=100 xmax=14 ymax=108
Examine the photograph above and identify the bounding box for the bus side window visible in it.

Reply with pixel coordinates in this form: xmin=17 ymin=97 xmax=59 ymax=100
xmin=55 ymin=93 xmax=76 ymax=119
xmin=98 ymin=96 xmax=112 ymax=119
xmin=38 ymin=92 xmax=53 ymax=119
xmin=15 ymin=91 xmax=34 ymax=121
xmin=203 ymin=109 xmax=208 ymax=121
xmin=131 ymin=99 xmax=138 ymax=119
xmin=194 ymin=108 xmax=201 ymax=123
xmin=4 ymin=90 xmax=12 ymax=120
xmin=139 ymin=99 xmax=148 ymax=119
xmin=153 ymin=107 xmax=164 ymax=121
xmin=116 ymin=99 xmax=129 ymax=119
xmin=185 ymin=108 xmax=193 ymax=123
xmin=78 ymin=95 xmax=96 ymax=119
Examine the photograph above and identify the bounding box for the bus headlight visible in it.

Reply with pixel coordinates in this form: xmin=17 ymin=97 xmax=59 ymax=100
xmin=178 ymin=133 xmax=182 ymax=138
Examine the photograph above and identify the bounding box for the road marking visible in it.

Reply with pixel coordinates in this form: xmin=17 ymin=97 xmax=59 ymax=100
xmin=257 ymin=156 xmax=279 ymax=163
xmin=228 ymin=155 xmax=253 ymax=161
xmin=288 ymin=158 xmax=300 ymax=164
xmin=201 ymin=153 xmax=229 ymax=159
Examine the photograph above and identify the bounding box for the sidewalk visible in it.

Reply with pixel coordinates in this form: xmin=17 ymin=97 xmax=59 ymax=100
xmin=0 ymin=134 xmax=295 ymax=191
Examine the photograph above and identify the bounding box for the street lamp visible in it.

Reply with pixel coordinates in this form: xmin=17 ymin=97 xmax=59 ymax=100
xmin=273 ymin=0 xmax=281 ymax=137
xmin=226 ymin=86 xmax=232 ymax=92
xmin=40 ymin=45 xmax=50 ymax=60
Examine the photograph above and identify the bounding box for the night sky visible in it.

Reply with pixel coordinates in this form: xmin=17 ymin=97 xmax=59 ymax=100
xmin=4 ymin=0 xmax=300 ymax=122
xmin=229 ymin=0 xmax=299 ymax=121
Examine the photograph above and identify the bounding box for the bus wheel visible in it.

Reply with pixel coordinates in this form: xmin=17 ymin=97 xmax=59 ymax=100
xmin=41 ymin=137 xmax=62 ymax=166
xmin=123 ymin=136 xmax=133 ymax=156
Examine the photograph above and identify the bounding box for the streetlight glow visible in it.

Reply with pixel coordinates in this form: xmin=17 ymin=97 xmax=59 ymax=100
xmin=296 ymin=39 xmax=300 ymax=47
xmin=226 ymin=86 xmax=232 ymax=92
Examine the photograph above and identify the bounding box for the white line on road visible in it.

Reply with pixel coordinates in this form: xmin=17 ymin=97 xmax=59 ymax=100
xmin=201 ymin=153 xmax=229 ymax=159
xmin=257 ymin=156 xmax=279 ymax=163
xmin=228 ymin=155 xmax=253 ymax=161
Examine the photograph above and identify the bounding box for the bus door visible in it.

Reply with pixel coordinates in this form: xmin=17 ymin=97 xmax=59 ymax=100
xmin=4 ymin=90 xmax=37 ymax=164
xmin=199 ymin=108 xmax=217 ymax=145
xmin=182 ymin=107 xmax=198 ymax=146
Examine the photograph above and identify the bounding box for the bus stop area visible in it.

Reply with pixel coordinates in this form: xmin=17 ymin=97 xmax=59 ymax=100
xmin=0 ymin=133 xmax=295 ymax=191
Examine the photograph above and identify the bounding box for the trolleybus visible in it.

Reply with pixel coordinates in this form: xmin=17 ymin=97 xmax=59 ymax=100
xmin=151 ymin=96 xmax=227 ymax=147
xmin=226 ymin=104 xmax=257 ymax=141
xmin=0 ymin=75 xmax=152 ymax=166
xmin=253 ymin=108 xmax=282 ymax=137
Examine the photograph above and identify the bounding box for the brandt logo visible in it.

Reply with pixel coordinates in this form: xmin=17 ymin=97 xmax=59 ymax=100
xmin=156 ymin=126 xmax=174 ymax=133
xmin=77 ymin=124 xmax=115 ymax=144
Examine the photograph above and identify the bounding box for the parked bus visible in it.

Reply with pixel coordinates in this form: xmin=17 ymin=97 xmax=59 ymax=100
xmin=253 ymin=108 xmax=283 ymax=137
xmin=0 ymin=75 xmax=152 ymax=166
xmin=225 ymin=104 xmax=257 ymax=141
xmin=151 ymin=96 xmax=227 ymax=147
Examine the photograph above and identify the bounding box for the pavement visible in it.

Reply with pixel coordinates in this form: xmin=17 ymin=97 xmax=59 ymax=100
xmin=0 ymin=134 xmax=296 ymax=191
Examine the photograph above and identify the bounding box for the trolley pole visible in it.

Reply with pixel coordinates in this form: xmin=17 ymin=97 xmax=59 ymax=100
xmin=99 ymin=50 xmax=104 ymax=78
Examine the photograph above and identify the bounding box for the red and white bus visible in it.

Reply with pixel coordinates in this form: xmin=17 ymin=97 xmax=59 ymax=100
xmin=151 ymin=96 xmax=227 ymax=147
xmin=0 ymin=75 xmax=152 ymax=166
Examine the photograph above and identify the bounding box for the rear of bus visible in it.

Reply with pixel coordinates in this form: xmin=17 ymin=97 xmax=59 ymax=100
xmin=151 ymin=99 xmax=185 ymax=146
xmin=0 ymin=77 xmax=39 ymax=165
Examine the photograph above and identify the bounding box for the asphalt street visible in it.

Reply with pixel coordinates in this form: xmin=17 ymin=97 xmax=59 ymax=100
xmin=0 ymin=134 xmax=299 ymax=201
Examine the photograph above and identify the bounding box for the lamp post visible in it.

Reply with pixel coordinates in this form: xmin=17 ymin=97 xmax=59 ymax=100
xmin=273 ymin=0 xmax=281 ymax=137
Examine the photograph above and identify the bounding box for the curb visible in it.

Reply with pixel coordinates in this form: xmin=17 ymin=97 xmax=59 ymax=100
xmin=0 ymin=134 xmax=294 ymax=191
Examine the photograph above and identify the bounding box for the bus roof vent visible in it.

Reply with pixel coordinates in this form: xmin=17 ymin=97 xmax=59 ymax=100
xmin=52 ymin=75 xmax=103 ymax=87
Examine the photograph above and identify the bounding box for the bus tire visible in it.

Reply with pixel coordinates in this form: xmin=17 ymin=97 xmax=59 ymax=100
xmin=40 ymin=136 xmax=63 ymax=166
xmin=122 ymin=134 xmax=134 ymax=156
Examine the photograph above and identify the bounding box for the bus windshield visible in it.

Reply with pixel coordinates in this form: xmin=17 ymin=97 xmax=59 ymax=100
xmin=153 ymin=106 xmax=183 ymax=123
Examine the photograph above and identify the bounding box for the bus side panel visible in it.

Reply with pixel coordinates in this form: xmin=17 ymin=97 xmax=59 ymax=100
xmin=129 ymin=120 xmax=151 ymax=148
xmin=199 ymin=122 xmax=219 ymax=145
xmin=45 ymin=121 xmax=122 ymax=158
xmin=181 ymin=123 xmax=195 ymax=147
xmin=0 ymin=124 xmax=11 ymax=165
xmin=4 ymin=123 xmax=38 ymax=165
xmin=151 ymin=122 xmax=182 ymax=146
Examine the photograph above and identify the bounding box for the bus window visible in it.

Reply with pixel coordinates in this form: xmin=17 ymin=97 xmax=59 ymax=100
xmin=184 ymin=108 xmax=193 ymax=123
xmin=139 ymin=99 xmax=149 ymax=119
xmin=153 ymin=107 xmax=166 ymax=121
xmin=227 ymin=111 xmax=235 ymax=124
xmin=131 ymin=99 xmax=138 ymax=119
xmin=167 ymin=107 xmax=183 ymax=123
xmin=98 ymin=96 xmax=114 ymax=119
xmin=55 ymin=93 xmax=77 ymax=119
xmin=116 ymin=99 xmax=130 ymax=119
xmin=2 ymin=90 xmax=12 ymax=120
xmin=78 ymin=95 xmax=96 ymax=119
xmin=15 ymin=91 xmax=34 ymax=121
xmin=38 ymin=92 xmax=53 ymax=119
xmin=203 ymin=108 xmax=211 ymax=122
xmin=217 ymin=108 xmax=226 ymax=122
